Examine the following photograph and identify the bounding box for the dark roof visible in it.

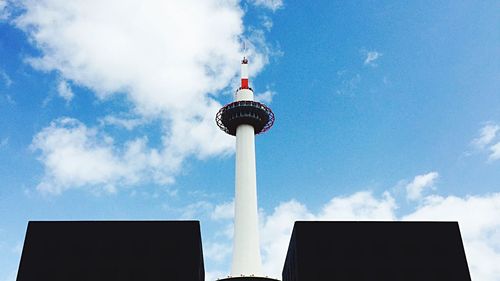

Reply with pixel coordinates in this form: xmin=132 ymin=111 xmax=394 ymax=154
xmin=283 ymin=221 xmax=471 ymax=281
xmin=16 ymin=221 xmax=204 ymax=281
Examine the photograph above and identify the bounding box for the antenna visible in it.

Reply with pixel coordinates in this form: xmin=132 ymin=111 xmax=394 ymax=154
xmin=242 ymin=40 xmax=248 ymax=61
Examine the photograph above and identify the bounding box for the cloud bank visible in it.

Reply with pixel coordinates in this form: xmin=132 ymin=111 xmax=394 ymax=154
xmin=31 ymin=118 xmax=179 ymax=194
xmin=205 ymin=173 xmax=500 ymax=281
xmin=14 ymin=0 xmax=274 ymax=194
xmin=257 ymin=192 xmax=500 ymax=280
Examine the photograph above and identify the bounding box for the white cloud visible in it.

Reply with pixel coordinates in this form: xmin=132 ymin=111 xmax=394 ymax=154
xmin=180 ymin=201 xmax=214 ymax=219
xmin=260 ymin=200 xmax=312 ymax=277
xmin=0 ymin=0 xmax=9 ymax=20
xmin=99 ymin=115 xmax=145 ymax=131
xmin=364 ymin=50 xmax=382 ymax=66
xmin=205 ymin=192 xmax=396 ymax=278
xmin=489 ymin=142 xmax=500 ymax=161
xmin=250 ymin=0 xmax=283 ymax=11
xmin=57 ymin=80 xmax=74 ymax=102
xmin=317 ymin=191 xmax=396 ymax=220
xmin=31 ymin=118 xmax=181 ymax=194
xmin=261 ymin=16 xmax=273 ymax=31
xmin=471 ymin=123 xmax=500 ymax=161
xmin=177 ymin=201 xmax=235 ymax=280
xmin=211 ymin=200 xmax=234 ymax=221
xmin=204 ymin=241 xmax=232 ymax=263
xmin=258 ymin=191 xmax=500 ymax=281
xmin=403 ymin=194 xmax=500 ymax=281
xmin=405 ymin=171 xmax=439 ymax=200
xmin=259 ymin=192 xmax=395 ymax=278
xmin=472 ymin=124 xmax=499 ymax=149
xmin=1 ymin=70 xmax=12 ymax=87
xmin=254 ymin=90 xmax=275 ymax=104
xmin=14 ymin=0 xmax=276 ymax=193
xmin=14 ymin=0 xmax=268 ymax=116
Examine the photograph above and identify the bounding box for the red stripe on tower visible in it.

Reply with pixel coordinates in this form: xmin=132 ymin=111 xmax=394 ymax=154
xmin=241 ymin=78 xmax=249 ymax=89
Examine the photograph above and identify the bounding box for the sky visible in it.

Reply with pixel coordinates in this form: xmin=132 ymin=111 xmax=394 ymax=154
xmin=0 ymin=0 xmax=499 ymax=280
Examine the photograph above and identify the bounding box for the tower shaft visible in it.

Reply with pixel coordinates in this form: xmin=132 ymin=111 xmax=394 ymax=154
xmin=232 ymin=88 xmax=263 ymax=276
xmin=233 ymin=123 xmax=262 ymax=275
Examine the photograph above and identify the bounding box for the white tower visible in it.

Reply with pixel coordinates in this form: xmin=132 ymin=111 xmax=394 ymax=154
xmin=216 ymin=58 xmax=275 ymax=280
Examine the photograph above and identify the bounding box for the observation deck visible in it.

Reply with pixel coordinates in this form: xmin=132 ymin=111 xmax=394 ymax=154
xmin=216 ymin=100 xmax=274 ymax=136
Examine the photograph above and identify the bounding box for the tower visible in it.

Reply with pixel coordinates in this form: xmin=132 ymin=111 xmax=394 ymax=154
xmin=216 ymin=58 xmax=275 ymax=279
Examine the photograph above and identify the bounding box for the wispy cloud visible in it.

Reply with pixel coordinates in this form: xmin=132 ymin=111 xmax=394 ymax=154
xmin=472 ymin=123 xmax=499 ymax=149
xmin=0 ymin=0 xmax=9 ymax=20
xmin=57 ymin=80 xmax=74 ymax=102
xmin=254 ymin=90 xmax=276 ymax=104
xmin=99 ymin=115 xmax=146 ymax=131
xmin=0 ymin=70 xmax=12 ymax=87
xmin=250 ymin=0 xmax=283 ymax=11
xmin=260 ymin=15 xmax=273 ymax=31
xmin=211 ymin=200 xmax=234 ymax=221
xmin=405 ymin=171 xmax=439 ymax=200
xmin=471 ymin=122 xmax=500 ymax=161
xmin=363 ymin=50 xmax=382 ymax=66
xmin=180 ymin=201 xmax=214 ymax=219
xmin=489 ymin=142 xmax=500 ymax=161
xmin=204 ymin=241 xmax=232 ymax=263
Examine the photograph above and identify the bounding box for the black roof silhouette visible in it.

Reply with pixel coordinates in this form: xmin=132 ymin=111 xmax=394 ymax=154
xmin=283 ymin=221 xmax=471 ymax=281
xmin=16 ymin=221 xmax=204 ymax=281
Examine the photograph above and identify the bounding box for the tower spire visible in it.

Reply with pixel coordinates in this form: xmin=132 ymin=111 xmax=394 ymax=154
xmin=241 ymin=57 xmax=249 ymax=89
xmin=216 ymin=57 xmax=275 ymax=280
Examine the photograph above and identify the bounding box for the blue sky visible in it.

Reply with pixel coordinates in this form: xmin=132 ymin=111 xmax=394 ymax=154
xmin=1 ymin=0 xmax=499 ymax=280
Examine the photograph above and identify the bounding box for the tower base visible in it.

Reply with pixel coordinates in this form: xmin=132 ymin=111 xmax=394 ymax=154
xmin=218 ymin=277 xmax=279 ymax=281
